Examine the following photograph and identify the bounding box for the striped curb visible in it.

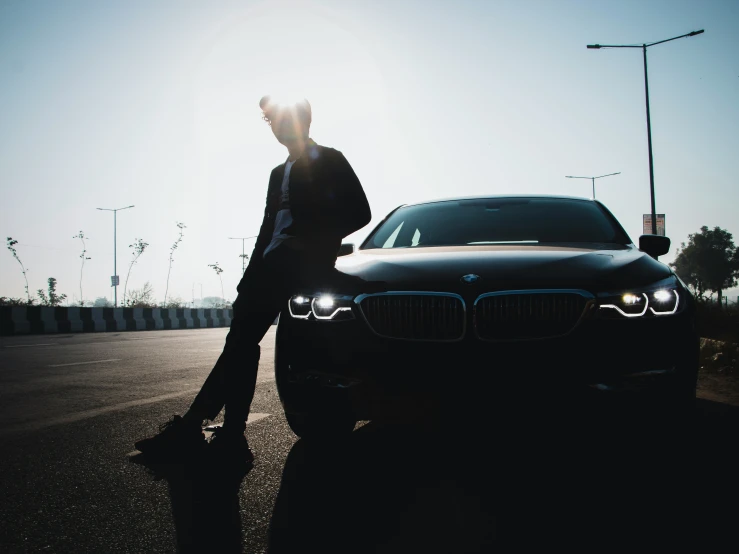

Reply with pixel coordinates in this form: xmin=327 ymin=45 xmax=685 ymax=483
xmin=0 ymin=306 xmax=237 ymax=336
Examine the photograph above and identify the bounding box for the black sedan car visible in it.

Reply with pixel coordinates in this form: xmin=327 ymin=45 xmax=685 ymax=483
xmin=275 ymin=195 xmax=699 ymax=438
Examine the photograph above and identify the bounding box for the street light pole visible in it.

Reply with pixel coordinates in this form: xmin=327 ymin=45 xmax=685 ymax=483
xmin=642 ymin=44 xmax=657 ymax=233
xmin=228 ymin=236 xmax=258 ymax=275
xmin=97 ymin=205 xmax=134 ymax=307
xmin=565 ymin=172 xmax=620 ymax=199
xmin=587 ymin=30 xmax=704 ymax=235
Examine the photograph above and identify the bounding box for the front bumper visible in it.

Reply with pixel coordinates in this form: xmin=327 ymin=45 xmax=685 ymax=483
xmin=276 ymin=306 xmax=698 ymax=419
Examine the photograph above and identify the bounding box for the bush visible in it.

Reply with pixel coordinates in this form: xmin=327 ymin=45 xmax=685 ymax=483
xmin=696 ymin=302 xmax=739 ymax=343
xmin=124 ymin=282 xmax=156 ymax=308
xmin=700 ymin=337 xmax=739 ymax=375
xmin=92 ymin=297 xmax=113 ymax=308
xmin=0 ymin=297 xmax=34 ymax=306
xmin=36 ymin=277 xmax=67 ymax=307
xmin=161 ymin=297 xmax=187 ymax=309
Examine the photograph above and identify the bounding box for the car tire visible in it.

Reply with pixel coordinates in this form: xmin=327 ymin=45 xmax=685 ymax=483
xmin=285 ymin=411 xmax=356 ymax=441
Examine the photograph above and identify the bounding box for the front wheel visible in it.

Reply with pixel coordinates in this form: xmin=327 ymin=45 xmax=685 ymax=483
xmin=285 ymin=411 xmax=356 ymax=441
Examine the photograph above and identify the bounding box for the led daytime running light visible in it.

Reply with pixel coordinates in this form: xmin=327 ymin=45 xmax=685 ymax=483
xmin=311 ymin=296 xmax=352 ymax=320
xmin=600 ymin=293 xmax=649 ymax=317
xmin=649 ymin=289 xmax=680 ymax=315
xmin=598 ymin=287 xmax=680 ymax=318
xmin=288 ymin=294 xmax=355 ymax=321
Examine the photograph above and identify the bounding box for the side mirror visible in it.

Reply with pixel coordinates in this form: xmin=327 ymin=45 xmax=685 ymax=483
xmin=639 ymin=234 xmax=670 ymax=258
xmin=337 ymin=243 xmax=355 ymax=257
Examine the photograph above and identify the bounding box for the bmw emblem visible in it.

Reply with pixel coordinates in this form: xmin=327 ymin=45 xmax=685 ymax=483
xmin=461 ymin=274 xmax=480 ymax=284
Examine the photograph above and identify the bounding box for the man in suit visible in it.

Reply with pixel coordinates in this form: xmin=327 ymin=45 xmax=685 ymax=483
xmin=135 ymin=96 xmax=371 ymax=462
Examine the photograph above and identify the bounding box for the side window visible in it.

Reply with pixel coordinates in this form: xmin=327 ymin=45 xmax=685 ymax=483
xmin=411 ymin=228 xmax=421 ymax=247
xmin=382 ymin=222 xmax=404 ymax=248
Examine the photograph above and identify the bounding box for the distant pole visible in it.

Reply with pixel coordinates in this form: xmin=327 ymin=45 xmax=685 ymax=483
xmin=229 ymin=236 xmax=258 ymax=275
xmin=587 ymin=29 xmax=704 ymax=234
xmin=97 ymin=205 xmax=134 ymax=307
xmin=565 ymin=173 xmax=620 ymax=199
xmin=114 ymin=210 xmax=117 ymax=302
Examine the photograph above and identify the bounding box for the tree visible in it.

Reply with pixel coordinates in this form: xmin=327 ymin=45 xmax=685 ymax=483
xmin=164 ymin=222 xmax=186 ymax=306
xmin=92 ymin=296 xmax=113 ymax=308
xmin=6 ymin=237 xmax=31 ymax=304
xmin=37 ymin=278 xmax=67 ymax=307
xmin=671 ymin=226 xmax=739 ymax=307
xmin=124 ymin=238 xmax=149 ymax=306
xmin=72 ymin=231 xmax=91 ymax=306
xmin=202 ymin=296 xmax=231 ymax=309
xmin=126 ymin=281 xmax=156 ymax=307
xmin=208 ymin=262 xmax=225 ymax=305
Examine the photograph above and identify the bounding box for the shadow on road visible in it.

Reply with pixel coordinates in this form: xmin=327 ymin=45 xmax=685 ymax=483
xmin=268 ymin=398 xmax=739 ymax=552
xmin=127 ymin=398 xmax=739 ymax=552
xmin=129 ymin=454 xmax=251 ymax=553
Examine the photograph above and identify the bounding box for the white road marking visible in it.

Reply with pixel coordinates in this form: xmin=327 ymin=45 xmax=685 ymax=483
xmin=0 ymin=388 xmax=201 ymax=437
xmin=126 ymin=413 xmax=272 ymax=456
xmin=48 ymin=358 xmax=121 ymax=368
xmin=203 ymin=413 xmax=270 ymax=429
xmin=4 ymin=342 xmax=59 ymax=348
xmin=247 ymin=412 xmax=270 ymax=424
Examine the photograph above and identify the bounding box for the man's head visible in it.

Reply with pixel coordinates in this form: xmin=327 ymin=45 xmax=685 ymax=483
xmin=259 ymin=95 xmax=311 ymax=148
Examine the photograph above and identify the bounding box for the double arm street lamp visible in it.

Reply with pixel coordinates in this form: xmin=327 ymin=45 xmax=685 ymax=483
xmin=97 ymin=205 xmax=134 ymax=307
xmin=587 ymin=30 xmax=704 ymax=235
xmin=228 ymin=236 xmax=258 ymax=275
xmin=565 ymin=172 xmax=620 ymax=199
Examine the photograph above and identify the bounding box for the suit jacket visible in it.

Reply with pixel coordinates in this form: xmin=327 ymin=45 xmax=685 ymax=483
xmin=244 ymin=139 xmax=371 ymax=278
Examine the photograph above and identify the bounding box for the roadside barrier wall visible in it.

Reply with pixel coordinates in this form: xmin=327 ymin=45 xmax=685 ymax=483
xmin=0 ymin=306 xmax=238 ymax=336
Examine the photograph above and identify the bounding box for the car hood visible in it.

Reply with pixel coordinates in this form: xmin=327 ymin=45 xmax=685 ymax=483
xmin=334 ymin=244 xmax=673 ymax=295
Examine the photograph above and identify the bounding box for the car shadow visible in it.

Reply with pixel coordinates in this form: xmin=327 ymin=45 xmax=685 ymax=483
xmin=268 ymin=399 xmax=739 ymax=552
xmin=129 ymin=453 xmax=251 ymax=553
xmin=126 ymin=399 xmax=739 ymax=552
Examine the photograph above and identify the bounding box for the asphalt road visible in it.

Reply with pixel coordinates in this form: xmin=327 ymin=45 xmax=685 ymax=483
xmin=1 ymin=328 xmax=738 ymax=552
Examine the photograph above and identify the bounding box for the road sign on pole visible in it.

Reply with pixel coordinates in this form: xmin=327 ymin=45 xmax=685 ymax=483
xmin=642 ymin=214 xmax=665 ymax=236
xmin=111 ymin=275 xmax=119 ymax=286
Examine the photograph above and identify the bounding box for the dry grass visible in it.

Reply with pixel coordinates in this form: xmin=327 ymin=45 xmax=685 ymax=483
xmin=697 ymin=337 xmax=739 ymax=406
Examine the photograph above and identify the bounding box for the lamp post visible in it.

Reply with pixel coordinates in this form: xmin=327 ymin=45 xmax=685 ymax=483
xmin=587 ymin=30 xmax=704 ymax=235
xmin=228 ymin=236 xmax=257 ymax=275
xmin=97 ymin=205 xmax=134 ymax=307
xmin=565 ymin=172 xmax=620 ymax=199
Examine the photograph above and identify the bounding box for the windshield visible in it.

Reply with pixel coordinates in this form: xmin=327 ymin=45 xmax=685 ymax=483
xmin=363 ymin=198 xmax=631 ymax=250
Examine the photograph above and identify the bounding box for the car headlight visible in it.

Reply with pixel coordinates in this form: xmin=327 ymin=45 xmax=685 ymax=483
xmin=288 ymin=295 xmax=312 ymax=319
xmin=597 ymin=277 xmax=681 ymax=318
xmin=288 ymin=294 xmax=355 ymax=321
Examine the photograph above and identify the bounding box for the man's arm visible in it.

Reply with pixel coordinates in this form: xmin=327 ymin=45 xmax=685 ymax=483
xmin=242 ymin=169 xmax=278 ymax=281
xmin=330 ymin=151 xmax=371 ymax=239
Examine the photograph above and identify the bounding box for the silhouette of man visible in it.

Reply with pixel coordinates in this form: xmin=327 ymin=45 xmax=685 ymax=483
xmin=135 ymin=96 xmax=371 ymax=462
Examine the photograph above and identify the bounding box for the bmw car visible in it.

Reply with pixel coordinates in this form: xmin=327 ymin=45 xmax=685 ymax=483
xmin=274 ymin=195 xmax=699 ymax=438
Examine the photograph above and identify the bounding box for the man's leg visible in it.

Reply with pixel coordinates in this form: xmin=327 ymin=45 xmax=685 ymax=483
xmin=185 ymin=264 xmax=286 ymax=428
xmin=134 ymin=258 xmax=288 ymax=458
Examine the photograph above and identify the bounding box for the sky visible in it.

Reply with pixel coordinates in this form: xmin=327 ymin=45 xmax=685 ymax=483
xmin=1 ymin=0 xmax=738 ymax=306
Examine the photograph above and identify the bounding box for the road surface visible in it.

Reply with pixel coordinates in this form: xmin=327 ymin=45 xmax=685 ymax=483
xmin=1 ymin=328 xmax=737 ymax=552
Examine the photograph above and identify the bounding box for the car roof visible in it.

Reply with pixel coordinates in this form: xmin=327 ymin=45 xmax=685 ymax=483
xmin=394 ymin=194 xmax=597 ymax=209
